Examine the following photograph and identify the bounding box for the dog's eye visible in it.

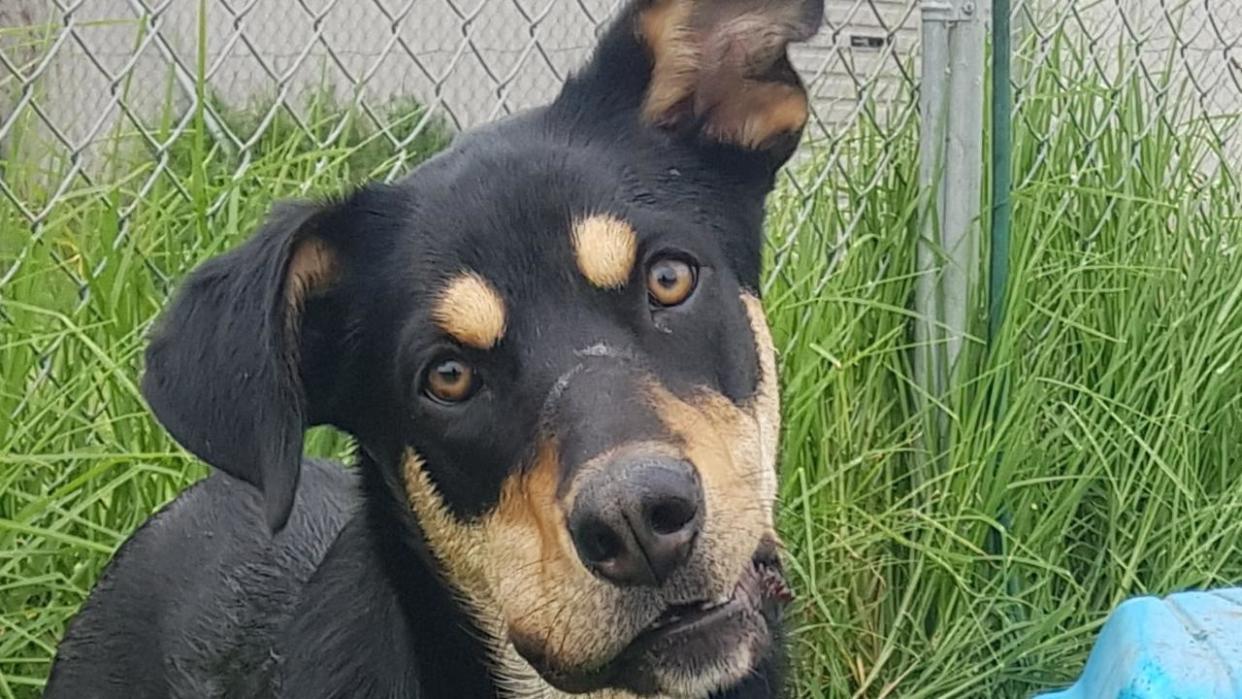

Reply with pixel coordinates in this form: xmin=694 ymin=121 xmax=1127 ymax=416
xmin=647 ymin=257 xmax=697 ymax=307
xmin=423 ymin=358 xmax=478 ymax=403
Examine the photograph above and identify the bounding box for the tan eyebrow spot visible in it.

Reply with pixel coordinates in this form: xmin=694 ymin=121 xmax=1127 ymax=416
xmin=572 ymin=214 xmax=638 ymax=289
xmin=432 ymin=272 xmax=507 ymax=349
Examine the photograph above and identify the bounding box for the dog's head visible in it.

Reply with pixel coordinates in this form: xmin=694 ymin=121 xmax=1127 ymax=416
xmin=141 ymin=0 xmax=821 ymax=695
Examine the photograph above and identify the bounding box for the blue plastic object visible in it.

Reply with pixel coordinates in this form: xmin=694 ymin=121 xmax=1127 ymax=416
xmin=1038 ymin=589 xmax=1242 ymax=699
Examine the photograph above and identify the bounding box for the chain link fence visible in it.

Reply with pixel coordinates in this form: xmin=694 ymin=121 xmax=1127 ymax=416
xmin=1 ymin=0 xmax=1238 ymax=283
xmin=0 ymin=0 xmax=923 ymax=225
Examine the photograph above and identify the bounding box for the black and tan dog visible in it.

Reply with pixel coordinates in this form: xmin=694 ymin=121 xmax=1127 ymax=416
xmin=45 ymin=0 xmax=822 ymax=696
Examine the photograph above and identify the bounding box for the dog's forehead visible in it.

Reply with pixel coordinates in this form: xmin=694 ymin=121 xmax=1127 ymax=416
xmin=399 ymin=135 xmax=666 ymax=295
xmin=385 ymin=114 xmax=767 ymax=347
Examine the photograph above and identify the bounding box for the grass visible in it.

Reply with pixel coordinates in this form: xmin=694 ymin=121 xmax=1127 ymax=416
xmin=764 ymin=40 xmax=1242 ymax=696
xmin=3 ymin=29 xmax=1242 ymax=699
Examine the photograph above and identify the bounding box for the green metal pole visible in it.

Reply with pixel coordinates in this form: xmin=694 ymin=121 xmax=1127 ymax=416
xmin=989 ymin=0 xmax=1021 ymax=613
xmin=989 ymin=0 xmax=1012 ymax=341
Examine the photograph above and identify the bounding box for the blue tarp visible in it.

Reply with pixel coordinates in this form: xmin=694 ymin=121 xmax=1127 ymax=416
xmin=1038 ymin=589 xmax=1242 ymax=699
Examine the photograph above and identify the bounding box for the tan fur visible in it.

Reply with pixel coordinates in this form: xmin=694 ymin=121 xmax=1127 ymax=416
xmin=400 ymin=292 xmax=781 ymax=698
xmin=639 ymin=0 xmax=699 ymax=126
xmin=572 ymin=215 xmax=638 ymax=289
xmin=282 ymin=237 xmax=339 ymax=361
xmin=702 ymin=81 xmax=809 ymax=151
xmin=284 ymin=237 xmax=338 ymax=307
xmin=403 ymin=444 xmax=653 ymax=672
xmin=637 ymin=0 xmax=811 ymax=149
xmin=740 ymin=292 xmax=782 ymax=484
xmin=402 ymin=449 xmax=643 ymax=699
xmin=642 ymin=294 xmax=782 ymax=602
xmin=432 ymin=272 xmax=507 ymax=349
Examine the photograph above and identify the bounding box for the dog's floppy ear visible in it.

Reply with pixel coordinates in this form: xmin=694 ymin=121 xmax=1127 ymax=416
xmin=142 ymin=199 xmax=347 ymax=533
xmin=567 ymin=0 xmax=823 ymax=164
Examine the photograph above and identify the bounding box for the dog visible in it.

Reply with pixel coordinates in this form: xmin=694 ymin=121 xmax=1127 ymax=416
xmin=44 ymin=0 xmax=822 ymax=696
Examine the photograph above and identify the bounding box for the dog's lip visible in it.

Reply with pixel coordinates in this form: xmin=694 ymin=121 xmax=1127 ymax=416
xmin=643 ymin=595 xmax=738 ymax=635
xmin=626 ymin=556 xmax=793 ymax=653
xmin=528 ymin=550 xmax=792 ymax=694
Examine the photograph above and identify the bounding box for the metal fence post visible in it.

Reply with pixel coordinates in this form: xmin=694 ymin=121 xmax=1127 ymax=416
xmin=990 ymin=0 xmax=1012 ymax=343
xmin=916 ymin=0 xmax=986 ymax=454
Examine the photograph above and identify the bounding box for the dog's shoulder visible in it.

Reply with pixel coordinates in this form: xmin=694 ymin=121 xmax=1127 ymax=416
xmin=270 ymin=512 xmax=425 ymax=697
xmin=49 ymin=457 xmax=500 ymax=699
xmin=272 ymin=478 xmax=501 ymax=699
xmin=45 ymin=459 xmax=359 ymax=699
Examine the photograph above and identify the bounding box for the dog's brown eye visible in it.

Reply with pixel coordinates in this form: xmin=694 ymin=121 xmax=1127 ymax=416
xmin=424 ymin=359 xmax=477 ymax=403
xmin=647 ymin=258 xmax=696 ymax=307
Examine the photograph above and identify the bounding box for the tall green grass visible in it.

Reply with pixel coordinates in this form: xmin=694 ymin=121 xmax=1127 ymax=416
xmin=767 ymin=45 xmax=1242 ymax=697
xmin=2 ymin=38 xmax=1241 ymax=699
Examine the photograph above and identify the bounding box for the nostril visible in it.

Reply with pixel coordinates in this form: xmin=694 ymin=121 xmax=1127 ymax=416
xmin=575 ymin=519 xmax=624 ymax=565
xmin=647 ymin=498 xmax=697 ymax=536
xmin=568 ymin=457 xmax=704 ymax=587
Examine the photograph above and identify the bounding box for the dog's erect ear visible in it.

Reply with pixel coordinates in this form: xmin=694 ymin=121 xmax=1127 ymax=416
xmin=142 ymin=199 xmax=348 ymax=533
xmin=565 ymin=0 xmax=823 ymax=164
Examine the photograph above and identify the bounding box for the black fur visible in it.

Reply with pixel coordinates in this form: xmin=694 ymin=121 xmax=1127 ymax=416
xmin=142 ymin=201 xmax=326 ymax=532
xmin=45 ymin=1 xmax=821 ymax=696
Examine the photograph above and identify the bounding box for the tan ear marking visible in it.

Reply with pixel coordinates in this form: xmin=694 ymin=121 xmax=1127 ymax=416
xmin=639 ymin=0 xmax=699 ymax=126
xmin=285 ymin=237 xmax=338 ymax=307
xmin=636 ymin=0 xmax=818 ymax=150
xmin=432 ymin=272 xmax=507 ymax=349
xmin=703 ymin=81 xmax=809 ymax=150
xmin=572 ymin=214 xmax=639 ymax=289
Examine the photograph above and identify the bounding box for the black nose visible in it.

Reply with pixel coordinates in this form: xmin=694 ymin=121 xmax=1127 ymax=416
xmin=568 ymin=456 xmax=704 ymax=587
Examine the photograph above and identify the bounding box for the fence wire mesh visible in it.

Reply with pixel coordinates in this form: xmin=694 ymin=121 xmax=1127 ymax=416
xmin=0 ymin=0 xmax=1239 ymax=692
xmin=1 ymin=1 xmax=1238 ymax=288
xmin=0 ymin=0 xmax=925 ymax=232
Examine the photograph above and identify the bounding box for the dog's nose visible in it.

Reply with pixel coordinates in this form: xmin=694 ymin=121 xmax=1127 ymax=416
xmin=568 ymin=456 xmax=703 ymax=587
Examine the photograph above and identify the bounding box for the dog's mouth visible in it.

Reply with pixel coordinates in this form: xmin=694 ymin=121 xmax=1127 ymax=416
xmin=630 ymin=555 xmax=793 ymax=651
xmin=536 ymin=549 xmax=793 ymax=696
